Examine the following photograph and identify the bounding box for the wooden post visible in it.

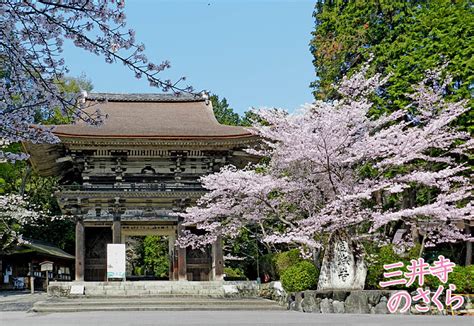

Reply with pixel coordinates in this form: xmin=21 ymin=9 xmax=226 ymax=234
xmin=112 ymin=220 xmax=121 ymax=244
xmin=173 ymin=248 xmax=179 ymax=281
xmin=168 ymin=234 xmax=176 ymax=281
xmin=29 ymin=263 xmax=34 ymax=294
xmin=30 ymin=277 xmax=35 ymax=294
xmin=177 ymin=224 xmax=187 ymax=281
xmin=211 ymin=235 xmax=224 ymax=281
xmin=75 ymin=218 xmax=85 ymax=282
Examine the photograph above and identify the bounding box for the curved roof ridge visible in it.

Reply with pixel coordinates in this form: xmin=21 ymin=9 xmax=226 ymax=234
xmin=86 ymin=92 xmax=205 ymax=102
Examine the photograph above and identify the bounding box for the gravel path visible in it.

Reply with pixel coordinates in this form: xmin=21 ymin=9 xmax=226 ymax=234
xmin=0 ymin=291 xmax=47 ymax=311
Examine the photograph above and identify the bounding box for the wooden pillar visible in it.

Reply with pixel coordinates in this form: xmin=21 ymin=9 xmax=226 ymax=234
xmin=177 ymin=224 xmax=187 ymax=281
xmin=173 ymin=252 xmax=179 ymax=281
xmin=29 ymin=263 xmax=34 ymax=294
xmin=168 ymin=234 xmax=176 ymax=281
xmin=112 ymin=220 xmax=121 ymax=244
xmin=177 ymin=247 xmax=187 ymax=281
xmin=211 ymin=235 xmax=224 ymax=281
xmin=75 ymin=218 xmax=85 ymax=282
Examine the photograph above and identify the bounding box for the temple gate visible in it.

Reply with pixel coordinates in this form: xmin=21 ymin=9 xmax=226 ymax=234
xmin=25 ymin=93 xmax=256 ymax=282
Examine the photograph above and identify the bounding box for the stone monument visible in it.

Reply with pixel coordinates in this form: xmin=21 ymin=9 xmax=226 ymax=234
xmin=317 ymin=230 xmax=367 ymax=290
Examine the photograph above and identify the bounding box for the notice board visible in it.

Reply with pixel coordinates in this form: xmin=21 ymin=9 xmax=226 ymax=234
xmin=107 ymin=244 xmax=126 ymax=280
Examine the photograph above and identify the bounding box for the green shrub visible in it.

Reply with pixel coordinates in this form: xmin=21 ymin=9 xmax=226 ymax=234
xmin=133 ymin=266 xmax=144 ymax=276
xmin=281 ymin=261 xmax=318 ymax=292
xmin=143 ymin=236 xmax=169 ymax=278
xmin=365 ymin=244 xmax=420 ymax=290
xmin=425 ymin=265 xmax=473 ymax=294
xmin=224 ymin=267 xmax=247 ymax=280
xmin=275 ymin=249 xmax=302 ymax=276
xmin=365 ymin=245 xmax=402 ymax=290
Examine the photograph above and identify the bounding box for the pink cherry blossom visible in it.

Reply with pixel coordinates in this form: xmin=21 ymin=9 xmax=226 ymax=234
xmin=178 ymin=62 xmax=472 ymax=253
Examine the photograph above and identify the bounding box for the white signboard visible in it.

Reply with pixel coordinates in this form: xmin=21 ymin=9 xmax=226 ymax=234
xmin=70 ymin=284 xmax=85 ymax=295
xmin=40 ymin=262 xmax=54 ymax=272
xmin=107 ymin=244 xmax=126 ymax=279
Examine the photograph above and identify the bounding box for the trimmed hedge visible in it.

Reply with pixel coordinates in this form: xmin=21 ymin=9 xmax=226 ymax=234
xmin=281 ymin=260 xmax=318 ymax=292
xmin=259 ymin=249 xmax=304 ymax=280
xmin=425 ymin=265 xmax=473 ymax=294
xmin=224 ymin=267 xmax=248 ymax=281
xmin=275 ymin=249 xmax=302 ymax=276
xmin=365 ymin=244 xmax=472 ymax=293
xmin=365 ymin=244 xmax=420 ymax=290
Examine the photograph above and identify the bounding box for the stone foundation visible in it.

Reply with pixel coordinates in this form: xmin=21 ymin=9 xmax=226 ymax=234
xmin=47 ymin=280 xmax=472 ymax=314
xmin=47 ymin=281 xmax=260 ymax=298
xmin=259 ymin=282 xmax=473 ymax=315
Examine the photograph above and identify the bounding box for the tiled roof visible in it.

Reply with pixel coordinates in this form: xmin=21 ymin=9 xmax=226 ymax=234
xmin=15 ymin=238 xmax=75 ymax=260
xmin=53 ymin=93 xmax=253 ymax=139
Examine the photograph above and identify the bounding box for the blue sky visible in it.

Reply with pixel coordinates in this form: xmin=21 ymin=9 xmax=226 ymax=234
xmin=63 ymin=0 xmax=316 ymax=115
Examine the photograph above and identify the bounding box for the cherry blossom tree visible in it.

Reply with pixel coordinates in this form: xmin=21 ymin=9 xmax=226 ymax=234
xmin=0 ymin=194 xmax=39 ymax=252
xmin=0 ymin=192 xmax=68 ymax=252
xmin=179 ymin=63 xmax=473 ymax=259
xmin=1 ymin=0 xmax=193 ymax=161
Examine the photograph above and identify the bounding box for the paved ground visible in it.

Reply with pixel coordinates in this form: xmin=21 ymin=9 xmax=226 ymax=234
xmin=0 ymin=291 xmax=47 ymax=311
xmin=0 ymin=311 xmax=473 ymax=326
xmin=0 ymin=293 xmax=472 ymax=325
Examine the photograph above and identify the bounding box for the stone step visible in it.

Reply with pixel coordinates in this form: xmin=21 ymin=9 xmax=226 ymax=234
xmin=35 ymin=298 xmax=278 ymax=306
xmin=83 ymin=290 xmax=227 ymax=297
xmin=101 ymin=286 xmax=223 ymax=288
xmin=32 ymin=305 xmax=285 ymax=312
xmin=32 ymin=298 xmax=284 ymax=312
xmin=48 ymin=281 xmax=259 ymax=298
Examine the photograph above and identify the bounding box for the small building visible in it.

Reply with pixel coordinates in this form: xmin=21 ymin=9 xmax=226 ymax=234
xmin=0 ymin=238 xmax=74 ymax=291
xmin=24 ymin=93 xmax=257 ymax=282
